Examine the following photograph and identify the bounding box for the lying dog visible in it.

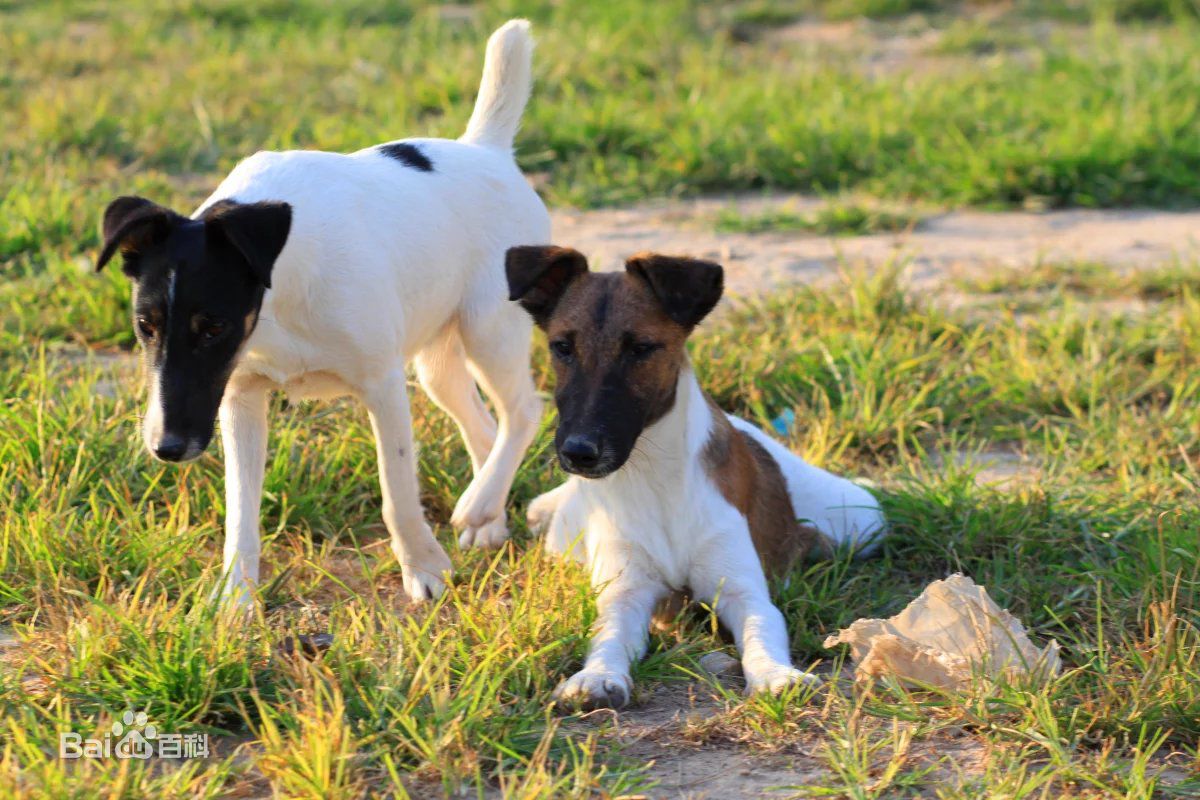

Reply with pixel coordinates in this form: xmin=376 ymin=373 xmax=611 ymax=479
xmin=505 ymin=247 xmax=885 ymax=708
xmin=96 ymin=20 xmax=547 ymax=604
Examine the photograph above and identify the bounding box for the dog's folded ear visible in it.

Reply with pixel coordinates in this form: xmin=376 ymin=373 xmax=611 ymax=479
xmin=505 ymin=245 xmax=588 ymax=327
xmin=625 ymin=253 xmax=724 ymax=328
xmin=96 ymin=196 xmax=180 ymax=274
xmin=203 ymin=200 xmax=293 ymax=289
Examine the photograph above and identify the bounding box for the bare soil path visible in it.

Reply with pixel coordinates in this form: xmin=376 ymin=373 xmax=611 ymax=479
xmin=552 ymin=195 xmax=1200 ymax=296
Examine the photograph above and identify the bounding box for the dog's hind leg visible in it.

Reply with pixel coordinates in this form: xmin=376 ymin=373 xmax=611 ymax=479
xmin=362 ymin=369 xmax=453 ymax=601
xmin=452 ymin=300 xmax=543 ymax=549
xmin=415 ymin=325 xmax=497 ymax=474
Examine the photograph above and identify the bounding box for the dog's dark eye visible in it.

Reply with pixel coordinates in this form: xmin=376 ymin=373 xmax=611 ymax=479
xmin=198 ymin=320 xmax=227 ymax=343
xmin=627 ymin=340 xmax=661 ymax=360
xmin=550 ymin=339 xmax=574 ymax=360
xmin=136 ymin=317 xmax=157 ymax=339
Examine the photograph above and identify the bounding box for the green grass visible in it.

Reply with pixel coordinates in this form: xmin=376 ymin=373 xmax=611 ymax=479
xmin=5 ymin=0 xmax=1200 ymax=286
xmin=715 ymin=201 xmax=922 ymax=235
xmin=957 ymin=260 xmax=1200 ymax=300
xmin=2 ymin=263 xmax=1199 ymax=795
xmin=733 ymin=0 xmax=1200 ymax=30
xmin=932 ymin=18 xmax=1039 ymax=56
xmin=750 ymin=0 xmax=1200 ymax=23
xmin=4 ymin=0 xmax=1200 ymax=795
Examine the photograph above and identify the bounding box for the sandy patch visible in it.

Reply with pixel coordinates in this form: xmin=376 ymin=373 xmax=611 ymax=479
xmin=565 ymin=683 xmax=831 ymax=799
xmin=551 ymin=196 xmax=1200 ymax=299
xmin=930 ymin=447 xmax=1043 ymax=489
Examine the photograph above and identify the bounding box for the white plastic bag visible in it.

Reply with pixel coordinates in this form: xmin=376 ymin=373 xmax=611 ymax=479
xmin=823 ymin=574 xmax=1061 ymax=689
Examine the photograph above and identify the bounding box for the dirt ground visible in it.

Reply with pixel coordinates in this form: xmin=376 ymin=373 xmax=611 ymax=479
xmin=552 ymin=195 xmax=1200 ymax=298
xmin=563 ymin=681 xmax=990 ymax=800
xmin=568 ymin=684 xmax=840 ymax=799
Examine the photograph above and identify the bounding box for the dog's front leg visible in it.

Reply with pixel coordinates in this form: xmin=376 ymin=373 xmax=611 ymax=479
xmin=554 ymin=570 xmax=663 ymax=710
xmin=363 ymin=370 xmax=453 ymax=602
xmin=719 ymin=589 xmax=817 ymax=694
xmin=697 ymin=549 xmax=818 ymax=695
xmin=217 ymin=379 xmax=270 ymax=609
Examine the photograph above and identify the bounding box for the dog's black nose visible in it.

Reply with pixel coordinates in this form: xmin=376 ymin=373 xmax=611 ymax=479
xmin=154 ymin=434 xmax=187 ymax=462
xmin=559 ymin=434 xmax=602 ymax=472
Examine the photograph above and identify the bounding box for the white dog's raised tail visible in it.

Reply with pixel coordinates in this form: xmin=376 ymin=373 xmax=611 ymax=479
xmin=461 ymin=19 xmax=534 ymax=150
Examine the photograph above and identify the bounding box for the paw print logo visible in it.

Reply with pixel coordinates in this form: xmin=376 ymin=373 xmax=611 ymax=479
xmin=111 ymin=709 xmax=156 ymax=738
xmin=112 ymin=710 xmax=157 ymax=760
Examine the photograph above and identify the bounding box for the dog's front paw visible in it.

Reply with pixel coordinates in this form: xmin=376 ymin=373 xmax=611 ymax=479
xmin=745 ymin=664 xmax=821 ymax=696
xmin=400 ymin=563 xmax=449 ymax=603
xmin=215 ymin=588 xmax=255 ymax=615
xmin=455 ymin=515 xmax=510 ymax=549
xmin=553 ymin=669 xmax=632 ymax=710
xmin=451 ymin=478 xmax=513 ymax=549
xmin=210 ymin=570 xmax=257 ymax=615
xmin=393 ymin=541 xmax=452 ymax=603
xmin=525 ymin=489 xmax=559 ymax=535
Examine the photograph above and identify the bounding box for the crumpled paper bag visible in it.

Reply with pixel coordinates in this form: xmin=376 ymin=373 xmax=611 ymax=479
xmin=823 ymin=574 xmax=1061 ymax=689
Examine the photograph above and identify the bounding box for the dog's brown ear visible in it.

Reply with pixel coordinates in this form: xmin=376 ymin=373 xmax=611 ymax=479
xmin=96 ymin=196 xmax=178 ymax=274
xmin=505 ymin=245 xmax=588 ymax=327
xmin=625 ymin=253 xmax=723 ymax=328
xmin=203 ymin=200 xmax=292 ymax=289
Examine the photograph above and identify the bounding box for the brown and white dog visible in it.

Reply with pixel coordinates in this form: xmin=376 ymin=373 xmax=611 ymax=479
xmin=506 ymin=247 xmax=885 ymax=709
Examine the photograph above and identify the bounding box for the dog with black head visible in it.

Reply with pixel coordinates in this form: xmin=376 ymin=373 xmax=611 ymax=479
xmin=506 ymin=246 xmax=886 ymax=709
xmin=97 ymin=21 xmax=547 ymax=607
xmin=98 ymin=198 xmax=291 ymax=462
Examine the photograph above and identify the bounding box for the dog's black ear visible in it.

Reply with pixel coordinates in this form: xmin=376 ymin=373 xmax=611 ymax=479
xmin=204 ymin=200 xmax=293 ymax=289
xmin=505 ymin=245 xmax=589 ymax=327
xmin=625 ymin=253 xmax=724 ymax=328
xmin=96 ymin=196 xmax=178 ymax=274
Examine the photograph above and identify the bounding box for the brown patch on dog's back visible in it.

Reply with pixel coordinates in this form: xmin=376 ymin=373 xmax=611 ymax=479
xmin=702 ymin=400 xmax=826 ymax=577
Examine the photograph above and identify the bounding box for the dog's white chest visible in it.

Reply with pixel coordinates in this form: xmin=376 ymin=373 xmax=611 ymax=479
xmin=578 ymin=469 xmax=723 ymax=590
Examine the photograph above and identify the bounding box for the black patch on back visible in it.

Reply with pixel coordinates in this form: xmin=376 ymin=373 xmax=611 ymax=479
xmin=378 ymin=142 xmax=434 ymax=172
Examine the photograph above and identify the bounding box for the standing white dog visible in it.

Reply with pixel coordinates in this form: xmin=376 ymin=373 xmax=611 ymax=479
xmin=96 ymin=21 xmax=547 ymax=604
